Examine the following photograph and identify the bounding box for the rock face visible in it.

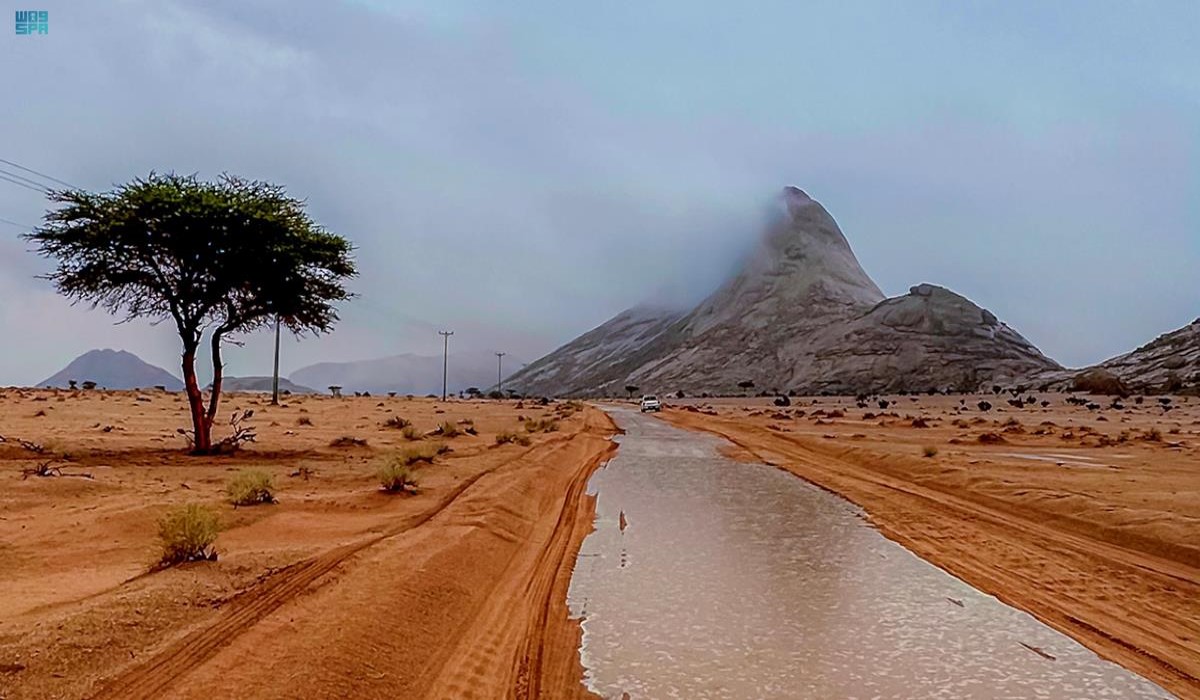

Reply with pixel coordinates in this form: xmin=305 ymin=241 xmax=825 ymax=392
xmin=1085 ymin=319 xmax=1200 ymax=393
xmin=507 ymin=187 xmax=1060 ymax=396
xmin=39 ymin=349 xmax=183 ymax=390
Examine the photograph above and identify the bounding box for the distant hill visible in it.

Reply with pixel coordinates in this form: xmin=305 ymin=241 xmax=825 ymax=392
xmin=39 ymin=349 xmax=183 ymax=390
xmin=1033 ymin=318 xmax=1200 ymax=394
xmin=291 ymin=351 xmax=526 ymax=396
xmin=217 ymin=376 xmax=318 ymax=395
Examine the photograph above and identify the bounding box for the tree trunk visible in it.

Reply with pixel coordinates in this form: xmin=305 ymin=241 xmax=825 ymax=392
xmin=205 ymin=328 xmax=227 ymax=436
xmin=181 ymin=345 xmax=211 ymax=454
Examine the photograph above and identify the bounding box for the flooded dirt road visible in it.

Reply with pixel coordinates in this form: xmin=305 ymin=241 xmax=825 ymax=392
xmin=567 ymin=408 xmax=1172 ymax=699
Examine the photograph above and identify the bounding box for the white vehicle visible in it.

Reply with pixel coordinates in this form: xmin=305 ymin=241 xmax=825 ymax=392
xmin=640 ymin=395 xmax=661 ymax=412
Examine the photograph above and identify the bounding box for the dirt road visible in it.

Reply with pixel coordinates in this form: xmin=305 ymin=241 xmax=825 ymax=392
xmin=660 ymin=395 xmax=1200 ymax=698
xmin=0 ymin=391 xmax=614 ymax=699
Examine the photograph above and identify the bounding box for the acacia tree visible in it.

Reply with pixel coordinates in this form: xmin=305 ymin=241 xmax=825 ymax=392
xmin=25 ymin=173 xmax=356 ymax=454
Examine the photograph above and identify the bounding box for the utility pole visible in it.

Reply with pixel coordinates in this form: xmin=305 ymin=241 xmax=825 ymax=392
xmin=439 ymin=330 xmax=454 ymax=401
xmin=495 ymin=352 xmax=506 ymax=395
xmin=270 ymin=316 xmax=281 ymax=406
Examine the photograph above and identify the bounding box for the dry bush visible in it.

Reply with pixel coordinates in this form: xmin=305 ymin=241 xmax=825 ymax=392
xmin=400 ymin=424 xmax=420 ymax=441
xmin=381 ymin=415 xmax=411 ymax=430
xmin=398 ymin=442 xmax=442 ymax=465
xmin=436 ymin=421 xmax=460 ymax=438
xmin=296 ymin=416 xmax=313 ymax=426
xmin=922 ymin=445 xmax=939 ymax=458
xmin=977 ymin=432 xmax=1006 ymax=444
xmin=524 ymin=418 xmax=559 ymax=433
xmin=330 ymin=436 xmax=368 ymax=448
xmin=377 ymin=459 xmax=418 ymax=493
xmin=495 ymin=430 xmax=531 ymax=446
xmin=157 ymin=504 xmax=220 ymax=567
xmin=226 ymin=469 xmax=276 ymax=506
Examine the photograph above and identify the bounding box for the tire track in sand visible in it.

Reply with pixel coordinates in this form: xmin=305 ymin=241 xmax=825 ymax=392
xmin=89 ymin=432 xmax=595 ymax=700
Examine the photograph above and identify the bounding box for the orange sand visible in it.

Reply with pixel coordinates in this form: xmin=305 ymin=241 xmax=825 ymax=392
xmin=0 ymin=389 xmax=614 ymax=699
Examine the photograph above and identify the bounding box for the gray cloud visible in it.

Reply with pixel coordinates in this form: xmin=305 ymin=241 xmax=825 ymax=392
xmin=2 ymin=0 xmax=1197 ymax=385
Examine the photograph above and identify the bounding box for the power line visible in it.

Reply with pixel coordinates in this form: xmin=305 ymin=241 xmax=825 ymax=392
xmin=0 ymin=215 xmax=36 ymax=230
xmin=0 ymin=167 xmax=52 ymax=193
xmin=0 ymin=157 xmax=80 ymax=190
xmin=0 ymin=172 xmax=48 ymax=194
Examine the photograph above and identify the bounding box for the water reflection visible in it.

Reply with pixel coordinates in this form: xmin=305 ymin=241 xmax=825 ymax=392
xmin=567 ymin=409 xmax=1172 ymax=699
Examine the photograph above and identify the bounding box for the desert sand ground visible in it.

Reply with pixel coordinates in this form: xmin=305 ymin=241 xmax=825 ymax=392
xmin=658 ymin=392 xmax=1200 ymax=698
xmin=4 ymin=388 xmax=1198 ymax=699
xmin=0 ymin=389 xmax=614 ymax=699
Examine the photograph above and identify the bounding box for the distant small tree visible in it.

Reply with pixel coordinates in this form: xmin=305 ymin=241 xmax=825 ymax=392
xmin=737 ymin=380 xmax=755 ymax=394
xmin=67 ymin=379 xmax=77 ymax=390
xmin=465 ymin=387 xmax=482 ymax=398
xmin=25 ymin=173 xmax=356 ymax=453
xmin=329 ymin=385 xmax=343 ymax=398
xmin=625 ymin=385 xmax=639 ymax=398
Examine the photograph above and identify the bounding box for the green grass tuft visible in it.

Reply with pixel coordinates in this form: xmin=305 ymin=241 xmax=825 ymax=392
xmin=226 ymin=469 xmax=276 ymax=506
xmin=157 ymin=504 xmax=220 ymax=567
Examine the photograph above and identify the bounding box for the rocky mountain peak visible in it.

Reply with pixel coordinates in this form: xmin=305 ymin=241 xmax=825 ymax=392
xmin=507 ymin=187 xmax=1060 ymax=396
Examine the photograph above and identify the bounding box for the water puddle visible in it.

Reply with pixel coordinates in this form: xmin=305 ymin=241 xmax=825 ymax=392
xmin=994 ymin=452 xmax=1112 ymax=468
xmin=567 ymin=409 xmax=1172 ymax=699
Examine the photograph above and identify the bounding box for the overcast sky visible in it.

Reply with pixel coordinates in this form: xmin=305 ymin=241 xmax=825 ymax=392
xmin=2 ymin=0 xmax=1197 ymax=386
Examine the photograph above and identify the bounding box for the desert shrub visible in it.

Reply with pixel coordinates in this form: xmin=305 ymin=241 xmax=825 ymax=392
xmin=399 ymin=442 xmax=441 ymax=465
xmin=382 ymin=415 xmax=411 ymax=430
xmin=977 ymin=432 xmax=1006 ymax=444
xmin=400 ymin=424 xmax=420 ymax=440
xmin=297 ymin=416 xmax=313 ymax=426
xmin=289 ymin=466 xmax=315 ymax=480
xmin=437 ymin=421 xmax=460 ymax=437
xmin=330 ymin=436 xmax=368 ymax=448
xmin=377 ymin=459 xmax=418 ymax=493
xmin=496 ymin=430 xmax=530 ymax=446
xmin=922 ymin=445 xmax=939 ymax=458
xmin=157 ymin=504 xmax=220 ymax=566
xmin=911 ymin=417 xmax=929 ymax=428
xmin=226 ymin=469 xmax=276 ymax=506
xmin=1143 ymin=427 xmax=1163 ymax=442
xmin=524 ymin=418 xmax=559 ymax=433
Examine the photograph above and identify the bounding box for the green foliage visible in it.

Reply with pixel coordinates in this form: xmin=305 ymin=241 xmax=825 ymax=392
xmin=157 ymin=504 xmax=220 ymax=567
xmin=24 ymin=173 xmax=357 ymax=454
xmin=377 ymin=460 xmax=419 ymax=493
xmin=226 ymin=469 xmax=276 ymax=506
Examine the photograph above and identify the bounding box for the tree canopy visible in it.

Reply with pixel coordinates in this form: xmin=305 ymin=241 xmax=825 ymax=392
xmin=25 ymin=172 xmax=357 ymax=453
